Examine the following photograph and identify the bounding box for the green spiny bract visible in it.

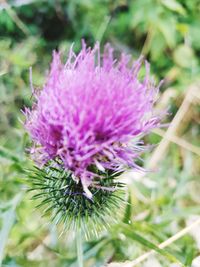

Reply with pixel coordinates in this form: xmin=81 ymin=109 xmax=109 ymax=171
xmin=27 ymin=161 xmax=125 ymax=238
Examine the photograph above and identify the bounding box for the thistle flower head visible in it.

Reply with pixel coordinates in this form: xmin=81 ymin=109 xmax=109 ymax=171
xmin=25 ymin=41 xmax=161 ymax=197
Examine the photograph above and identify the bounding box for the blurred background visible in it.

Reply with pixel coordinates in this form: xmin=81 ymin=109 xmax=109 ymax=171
xmin=0 ymin=0 xmax=200 ymax=266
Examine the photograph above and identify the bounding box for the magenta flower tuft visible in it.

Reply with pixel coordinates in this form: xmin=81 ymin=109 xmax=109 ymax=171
xmin=25 ymin=42 xmax=161 ymax=196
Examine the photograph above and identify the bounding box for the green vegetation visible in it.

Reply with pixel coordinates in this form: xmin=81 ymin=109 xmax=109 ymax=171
xmin=0 ymin=1 xmax=200 ymax=266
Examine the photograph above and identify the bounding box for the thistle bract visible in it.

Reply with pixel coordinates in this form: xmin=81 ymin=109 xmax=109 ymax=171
xmin=28 ymin=161 xmax=125 ymax=237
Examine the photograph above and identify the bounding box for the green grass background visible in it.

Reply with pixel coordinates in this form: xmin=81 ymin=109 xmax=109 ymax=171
xmin=0 ymin=0 xmax=200 ymax=266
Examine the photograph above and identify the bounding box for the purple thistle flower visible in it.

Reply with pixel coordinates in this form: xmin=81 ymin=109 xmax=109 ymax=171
xmin=24 ymin=41 xmax=161 ymax=197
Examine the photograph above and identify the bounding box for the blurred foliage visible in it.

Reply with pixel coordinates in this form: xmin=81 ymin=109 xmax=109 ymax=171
xmin=0 ymin=0 xmax=200 ymax=266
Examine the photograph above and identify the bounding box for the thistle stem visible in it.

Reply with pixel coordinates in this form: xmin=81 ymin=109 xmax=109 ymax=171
xmin=76 ymin=228 xmax=83 ymax=267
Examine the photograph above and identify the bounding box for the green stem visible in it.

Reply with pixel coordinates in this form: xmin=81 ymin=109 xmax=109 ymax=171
xmin=76 ymin=228 xmax=83 ymax=267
